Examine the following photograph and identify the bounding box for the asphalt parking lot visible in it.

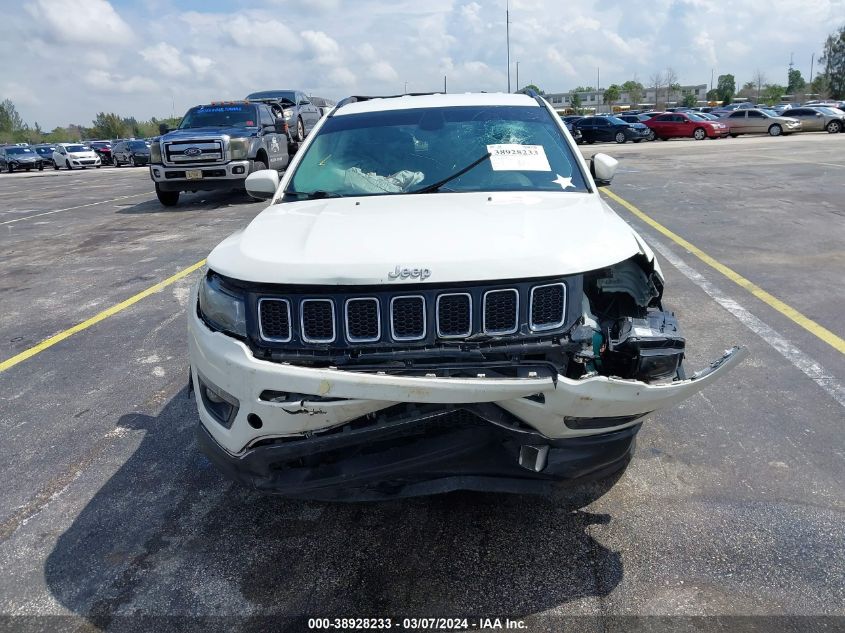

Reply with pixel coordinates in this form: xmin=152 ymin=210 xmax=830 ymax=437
xmin=0 ymin=135 xmax=843 ymax=631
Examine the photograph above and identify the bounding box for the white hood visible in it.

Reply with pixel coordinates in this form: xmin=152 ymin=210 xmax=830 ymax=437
xmin=207 ymin=191 xmax=647 ymax=285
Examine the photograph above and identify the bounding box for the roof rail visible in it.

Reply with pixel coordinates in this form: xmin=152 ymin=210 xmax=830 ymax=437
xmin=331 ymin=92 xmax=446 ymax=115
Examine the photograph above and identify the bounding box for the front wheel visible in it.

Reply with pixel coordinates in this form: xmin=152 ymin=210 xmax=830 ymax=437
xmin=295 ymin=117 xmax=305 ymax=142
xmin=646 ymin=129 xmax=656 ymax=141
xmin=66 ymin=160 xmax=73 ymax=170
xmin=53 ymin=162 xmax=59 ymax=170
xmin=38 ymin=164 xmax=44 ymax=171
xmin=113 ymin=156 xmax=120 ymax=167
xmin=693 ymin=127 xmax=707 ymax=140
xmin=130 ymin=155 xmax=137 ymax=167
xmin=155 ymin=184 xmax=179 ymax=207
xmin=768 ymin=124 xmax=782 ymax=137
xmin=729 ymin=133 xmax=739 ymax=138
xmin=615 ymin=131 xmax=626 ymax=144
xmin=827 ymin=120 xmax=842 ymax=133
xmin=7 ymin=164 xmax=13 ymax=173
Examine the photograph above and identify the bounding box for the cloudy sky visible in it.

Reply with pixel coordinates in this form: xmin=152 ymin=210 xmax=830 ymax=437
xmin=2 ymin=0 xmax=842 ymax=129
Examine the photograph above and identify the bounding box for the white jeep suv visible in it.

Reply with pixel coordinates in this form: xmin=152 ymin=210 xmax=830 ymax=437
xmin=188 ymin=92 xmax=745 ymax=501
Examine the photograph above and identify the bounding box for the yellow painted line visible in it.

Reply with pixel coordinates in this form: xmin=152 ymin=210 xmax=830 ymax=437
xmin=0 ymin=192 xmax=154 ymax=226
xmin=0 ymin=259 xmax=206 ymax=373
xmin=602 ymin=188 xmax=845 ymax=355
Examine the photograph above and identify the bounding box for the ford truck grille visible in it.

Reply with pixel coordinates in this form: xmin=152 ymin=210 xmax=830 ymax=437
xmin=164 ymin=139 xmax=225 ymax=164
xmin=250 ymin=277 xmax=576 ymax=350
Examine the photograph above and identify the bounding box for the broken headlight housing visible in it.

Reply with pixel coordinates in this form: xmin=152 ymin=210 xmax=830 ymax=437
xmin=603 ymin=310 xmax=685 ymax=382
xmin=198 ymin=274 xmax=247 ymax=337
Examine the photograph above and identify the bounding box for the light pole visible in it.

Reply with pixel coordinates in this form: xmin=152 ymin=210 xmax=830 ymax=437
xmin=516 ymin=61 xmax=520 ymax=92
xmin=506 ymin=1 xmax=511 ymax=92
xmin=404 ymin=81 xmax=408 ymax=94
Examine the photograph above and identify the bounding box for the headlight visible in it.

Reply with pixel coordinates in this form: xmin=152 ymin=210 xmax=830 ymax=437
xmin=283 ymin=109 xmax=293 ymax=119
xmin=150 ymin=142 xmax=162 ymax=163
xmin=198 ymin=274 xmax=247 ymax=337
xmin=229 ymin=138 xmax=250 ymax=160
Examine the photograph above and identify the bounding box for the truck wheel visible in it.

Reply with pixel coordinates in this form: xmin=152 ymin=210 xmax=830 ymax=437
xmin=295 ymin=117 xmax=305 ymax=142
xmin=155 ymin=184 xmax=180 ymax=207
xmin=253 ymin=158 xmax=268 ymax=173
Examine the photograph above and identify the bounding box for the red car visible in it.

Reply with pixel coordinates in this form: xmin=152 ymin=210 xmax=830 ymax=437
xmin=645 ymin=112 xmax=728 ymax=140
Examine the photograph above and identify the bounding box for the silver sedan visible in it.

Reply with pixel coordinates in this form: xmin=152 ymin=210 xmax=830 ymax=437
xmin=782 ymin=107 xmax=845 ymax=133
xmin=723 ymin=109 xmax=802 ymax=137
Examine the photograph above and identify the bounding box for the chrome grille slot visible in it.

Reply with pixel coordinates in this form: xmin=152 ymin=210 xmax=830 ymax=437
xmin=391 ymin=296 xmax=426 ymax=341
xmin=483 ymin=289 xmax=519 ymax=335
xmin=345 ymin=298 xmax=380 ymax=343
xmin=164 ymin=139 xmax=225 ymax=164
xmin=530 ymin=283 xmax=566 ymax=331
xmin=436 ymin=293 xmax=472 ymax=338
xmin=300 ymin=299 xmax=336 ymax=343
xmin=258 ymin=299 xmax=291 ymax=342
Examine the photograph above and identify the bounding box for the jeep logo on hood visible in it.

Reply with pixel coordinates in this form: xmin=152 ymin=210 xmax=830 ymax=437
xmin=388 ymin=266 xmax=431 ymax=281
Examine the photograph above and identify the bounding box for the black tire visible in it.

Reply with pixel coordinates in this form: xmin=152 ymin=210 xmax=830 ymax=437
xmin=295 ymin=117 xmax=305 ymax=142
xmin=768 ymin=124 xmax=782 ymax=137
xmin=614 ymin=131 xmax=626 ymax=144
xmin=130 ymin=155 xmax=137 ymax=167
xmin=826 ymin=120 xmax=842 ymax=133
xmin=155 ymin=184 xmax=179 ymax=207
xmin=53 ymin=162 xmax=59 ymax=170
xmin=7 ymin=164 xmax=13 ymax=173
xmin=729 ymin=133 xmax=739 ymax=138
xmin=66 ymin=160 xmax=73 ymax=170
xmin=252 ymin=157 xmax=269 ymax=173
xmin=693 ymin=127 xmax=707 ymax=140
xmin=38 ymin=164 xmax=44 ymax=171
xmin=646 ymin=129 xmax=656 ymax=141
xmin=113 ymin=155 xmax=120 ymax=167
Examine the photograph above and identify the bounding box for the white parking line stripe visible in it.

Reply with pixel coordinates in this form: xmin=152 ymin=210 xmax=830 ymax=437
xmin=0 ymin=192 xmax=152 ymax=226
xmin=642 ymin=232 xmax=845 ymax=409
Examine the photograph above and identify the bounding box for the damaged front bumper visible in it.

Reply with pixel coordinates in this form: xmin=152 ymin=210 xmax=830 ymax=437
xmin=188 ymin=304 xmax=747 ymax=497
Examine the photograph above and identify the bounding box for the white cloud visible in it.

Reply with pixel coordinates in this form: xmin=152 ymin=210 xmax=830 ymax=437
xmin=141 ymin=43 xmax=189 ymax=77
xmin=370 ymin=61 xmax=399 ymax=82
xmin=302 ymin=30 xmax=342 ymax=65
xmin=84 ymin=70 xmax=158 ymax=94
xmin=329 ymin=67 xmax=357 ymax=86
xmin=26 ymin=0 xmax=133 ymax=44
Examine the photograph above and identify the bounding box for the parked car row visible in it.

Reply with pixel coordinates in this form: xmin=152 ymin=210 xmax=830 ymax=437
xmin=561 ymin=103 xmax=845 ymax=144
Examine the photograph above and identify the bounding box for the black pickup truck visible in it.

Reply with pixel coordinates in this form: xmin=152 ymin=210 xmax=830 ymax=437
xmin=149 ymin=102 xmax=291 ymax=206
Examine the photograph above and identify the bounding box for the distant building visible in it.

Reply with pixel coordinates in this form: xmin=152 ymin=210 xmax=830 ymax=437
xmin=545 ymin=84 xmax=709 ymax=113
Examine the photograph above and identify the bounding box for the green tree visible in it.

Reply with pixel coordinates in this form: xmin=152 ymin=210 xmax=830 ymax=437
xmin=681 ymin=93 xmax=698 ymax=108
xmin=572 ymin=86 xmax=593 ymax=93
xmin=621 ymin=80 xmax=644 ymax=106
xmin=787 ymin=68 xmax=806 ymax=94
xmin=810 ymin=73 xmax=831 ymax=99
xmin=761 ymin=84 xmax=786 ymax=105
xmin=603 ymin=84 xmax=621 ymax=108
xmin=820 ymin=24 xmax=845 ymax=99
xmin=570 ymin=93 xmax=582 ymax=113
xmin=91 ymin=112 xmax=127 ymax=139
xmin=520 ymin=84 xmax=543 ymax=95
xmin=716 ymin=74 xmax=736 ymax=105
xmin=706 ymin=88 xmax=719 ymax=101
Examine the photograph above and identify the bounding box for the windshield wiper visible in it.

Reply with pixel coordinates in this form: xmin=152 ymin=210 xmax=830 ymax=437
xmin=284 ymin=190 xmax=345 ymax=200
xmin=408 ymin=152 xmax=491 ymax=194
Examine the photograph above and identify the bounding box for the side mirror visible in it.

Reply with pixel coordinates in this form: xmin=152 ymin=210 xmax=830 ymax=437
xmin=274 ymin=121 xmax=288 ymax=134
xmin=590 ymin=153 xmax=618 ymax=187
xmin=816 ymin=112 xmax=823 ymax=117
xmin=245 ymin=169 xmax=280 ymax=200
xmin=158 ymin=123 xmax=170 ymax=135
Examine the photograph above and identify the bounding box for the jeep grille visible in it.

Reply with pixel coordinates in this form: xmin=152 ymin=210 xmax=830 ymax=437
xmin=253 ymin=278 xmax=573 ymax=350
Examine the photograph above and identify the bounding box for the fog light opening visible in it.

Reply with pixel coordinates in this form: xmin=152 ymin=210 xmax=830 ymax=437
xmin=233 ymin=165 xmax=245 ymax=175
xmin=247 ymin=413 xmax=263 ymax=429
xmin=196 ymin=373 xmax=239 ymax=429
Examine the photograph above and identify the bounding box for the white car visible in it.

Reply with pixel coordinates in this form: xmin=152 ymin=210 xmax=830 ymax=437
xmin=188 ymin=92 xmax=746 ymax=501
xmin=52 ymin=143 xmax=101 ymax=170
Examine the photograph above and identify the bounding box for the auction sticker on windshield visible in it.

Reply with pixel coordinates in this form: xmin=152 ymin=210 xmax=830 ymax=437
xmin=487 ymin=144 xmax=551 ymax=171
